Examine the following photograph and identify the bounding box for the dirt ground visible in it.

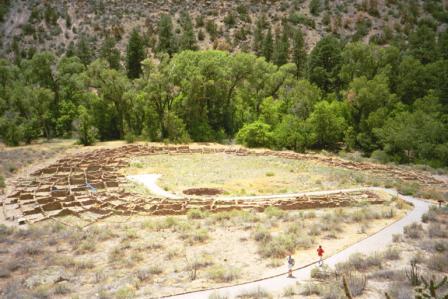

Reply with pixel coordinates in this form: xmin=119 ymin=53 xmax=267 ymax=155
xmin=0 ymin=140 xmax=445 ymax=298
xmin=0 ymin=195 xmax=409 ymax=298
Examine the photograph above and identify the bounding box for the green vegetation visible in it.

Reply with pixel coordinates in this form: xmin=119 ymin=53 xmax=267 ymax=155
xmin=0 ymin=8 xmax=447 ymax=169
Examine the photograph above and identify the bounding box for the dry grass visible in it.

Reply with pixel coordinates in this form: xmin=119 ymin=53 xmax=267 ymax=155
xmin=125 ymin=153 xmax=366 ymax=196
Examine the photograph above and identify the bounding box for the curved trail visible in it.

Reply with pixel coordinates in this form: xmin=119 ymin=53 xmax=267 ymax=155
xmin=127 ymin=174 xmax=182 ymax=199
xmin=162 ymin=187 xmax=430 ymax=299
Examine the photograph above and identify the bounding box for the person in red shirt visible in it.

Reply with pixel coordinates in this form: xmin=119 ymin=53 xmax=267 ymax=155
xmin=317 ymin=245 xmax=324 ymax=267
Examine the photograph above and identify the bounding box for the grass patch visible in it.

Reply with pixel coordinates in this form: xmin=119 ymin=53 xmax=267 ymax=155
xmin=207 ymin=264 xmax=240 ymax=282
xmin=187 ymin=208 xmax=210 ymax=219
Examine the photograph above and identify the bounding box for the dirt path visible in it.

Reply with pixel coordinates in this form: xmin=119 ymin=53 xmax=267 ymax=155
xmin=163 ymin=188 xmax=430 ymax=299
xmin=127 ymin=174 xmax=182 ymax=199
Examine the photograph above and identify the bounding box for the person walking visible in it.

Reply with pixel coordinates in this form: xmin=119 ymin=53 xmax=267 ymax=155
xmin=317 ymin=245 xmax=324 ymax=267
xmin=287 ymin=254 xmax=295 ymax=278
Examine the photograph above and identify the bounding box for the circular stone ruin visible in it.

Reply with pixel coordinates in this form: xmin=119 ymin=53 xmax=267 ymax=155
xmin=1 ymin=144 xmax=443 ymax=226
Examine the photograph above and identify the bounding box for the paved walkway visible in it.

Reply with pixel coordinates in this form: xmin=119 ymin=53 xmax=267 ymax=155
xmin=163 ymin=187 xmax=430 ymax=299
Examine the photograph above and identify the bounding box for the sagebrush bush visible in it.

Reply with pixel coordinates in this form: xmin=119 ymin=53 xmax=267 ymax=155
xmin=187 ymin=208 xmax=209 ymax=219
xmin=403 ymin=222 xmax=424 ymax=239
xmin=264 ymin=206 xmax=285 ymax=218
xmin=253 ymin=225 xmax=272 ymax=242
xmin=426 ymin=253 xmax=448 ymax=272
xmin=207 ymin=264 xmax=240 ymax=282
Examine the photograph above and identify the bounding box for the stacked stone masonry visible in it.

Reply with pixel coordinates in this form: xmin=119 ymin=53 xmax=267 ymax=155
xmin=2 ymin=145 xmax=444 ymax=225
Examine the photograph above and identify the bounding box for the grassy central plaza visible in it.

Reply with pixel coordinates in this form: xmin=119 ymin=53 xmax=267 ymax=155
xmin=125 ymin=153 xmax=365 ymax=196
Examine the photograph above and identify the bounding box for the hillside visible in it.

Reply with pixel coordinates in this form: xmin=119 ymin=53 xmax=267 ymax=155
xmin=1 ymin=0 xmax=447 ymax=60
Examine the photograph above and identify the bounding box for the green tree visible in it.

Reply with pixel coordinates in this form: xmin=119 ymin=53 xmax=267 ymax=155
xmin=279 ymin=79 xmax=322 ymax=120
xmin=262 ymin=28 xmax=273 ymax=62
xmin=179 ymin=12 xmax=197 ymax=51
xmin=409 ymin=25 xmax=438 ymax=64
xmin=273 ymin=28 xmax=289 ymax=66
xmin=126 ymin=29 xmax=145 ymax=79
xmin=76 ymin=105 xmax=97 ymax=146
xmin=273 ymin=115 xmax=313 ymax=152
xmin=339 ymin=42 xmax=380 ymax=86
xmin=308 ymin=36 xmax=342 ymax=93
xmin=291 ymin=29 xmax=306 ymax=78
xmin=157 ymin=14 xmax=176 ymax=55
xmin=253 ymin=18 xmax=264 ymax=55
xmin=347 ymin=73 xmax=396 ymax=151
xmin=309 ymin=0 xmax=321 ymax=16
xmin=76 ymin=35 xmax=92 ymax=66
xmin=100 ymin=37 xmax=121 ymax=70
xmin=236 ymin=120 xmax=273 ymax=148
xmin=307 ymin=100 xmax=347 ymax=149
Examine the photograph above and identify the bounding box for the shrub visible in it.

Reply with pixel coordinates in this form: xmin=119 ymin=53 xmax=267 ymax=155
xmin=264 ymin=206 xmax=285 ymax=218
xmin=187 ymin=209 xmax=209 ymax=219
xmin=253 ymin=226 xmax=272 ymax=242
xmin=124 ymin=131 xmax=136 ymax=143
xmin=0 ymin=175 xmax=5 ymax=188
xmin=393 ymin=234 xmax=403 ymax=243
xmin=383 ymin=248 xmax=400 ymax=260
xmin=310 ymin=265 xmax=332 ymax=280
xmin=208 ymin=292 xmax=228 ymax=299
xmin=236 ymin=121 xmax=273 ymax=148
xmin=283 ymin=285 xmax=298 ymax=297
xmin=387 ymin=281 xmax=414 ymax=299
xmin=422 ymin=209 xmax=438 ymax=223
xmin=237 ymin=287 xmax=272 ymax=298
xmin=398 ymin=183 xmax=419 ymax=196
xmin=426 ymin=253 xmax=448 ymax=272
xmin=115 ymin=285 xmax=136 ymax=299
xmin=300 ymin=283 xmax=323 ymax=296
xmin=336 ymin=253 xmax=382 ymax=272
xmin=259 ymin=234 xmax=296 ymax=258
xmin=403 ymin=222 xmax=424 ymax=239
xmin=207 ymin=264 xmax=240 ymax=282
xmin=148 ymin=264 xmax=163 ymax=275
xmin=54 ymin=283 xmax=72 ymax=295
xmin=428 ymin=223 xmax=448 ymax=238
xmin=181 ymin=228 xmax=209 ymax=244
xmin=343 ymin=273 xmax=367 ymax=297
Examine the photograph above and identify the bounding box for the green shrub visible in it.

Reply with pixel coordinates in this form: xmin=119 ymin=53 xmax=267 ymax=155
xmin=236 ymin=121 xmax=273 ymax=148
xmin=0 ymin=175 xmax=5 ymax=188
xmin=124 ymin=131 xmax=136 ymax=143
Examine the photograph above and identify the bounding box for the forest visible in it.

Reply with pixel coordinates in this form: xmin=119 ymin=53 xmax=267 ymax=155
xmin=0 ymin=12 xmax=447 ymax=168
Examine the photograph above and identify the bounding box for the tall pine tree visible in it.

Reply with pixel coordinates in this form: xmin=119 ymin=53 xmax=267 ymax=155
xmin=126 ymin=29 xmax=145 ymax=79
xmin=157 ymin=14 xmax=176 ymax=55
xmin=273 ymin=27 xmax=289 ymax=66
xmin=262 ymin=27 xmax=273 ymax=62
xmin=253 ymin=18 xmax=264 ymax=55
xmin=100 ymin=36 xmax=121 ymax=70
xmin=179 ymin=12 xmax=197 ymax=51
xmin=76 ymin=35 xmax=92 ymax=66
xmin=292 ymin=29 xmax=306 ymax=78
